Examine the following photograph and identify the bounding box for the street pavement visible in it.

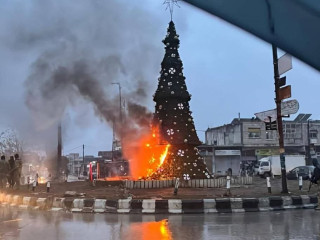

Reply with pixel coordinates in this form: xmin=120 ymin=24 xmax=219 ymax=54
xmin=0 ymin=207 xmax=319 ymax=240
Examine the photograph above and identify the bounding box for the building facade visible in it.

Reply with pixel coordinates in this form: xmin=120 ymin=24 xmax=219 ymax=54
xmin=202 ymin=114 xmax=320 ymax=175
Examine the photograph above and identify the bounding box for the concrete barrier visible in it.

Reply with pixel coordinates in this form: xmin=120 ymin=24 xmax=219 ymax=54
xmin=168 ymin=199 xmax=182 ymax=214
xmin=182 ymin=199 xmax=203 ymax=213
xmin=0 ymin=192 xmax=317 ymax=214
xmin=131 ymin=199 xmax=143 ymax=214
xmin=5 ymin=194 xmax=12 ymax=205
xmin=83 ymin=198 xmax=95 ymax=213
xmin=242 ymin=198 xmax=259 ymax=212
xmin=142 ymin=199 xmax=155 ymax=213
xmin=94 ymin=199 xmax=106 ymax=213
xmin=269 ymin=196 xmax=283 ymax=210
xmin=282 ymin=196 xmax=294 ymax=209
xmin=51 ymin=197 xmax=65 ymax=211
xmin=230 ymin=198 xmax=244 ymax=213
xmin=19 ymin=196 xmax=36 ymax=209
xmin=106 ymin=200 xmax=118 ymax=213
xmin=155 ymin=199 xmax=169 ymax=214
xmin=36 ymin=198 xmax=48 ymax=210
xmin=215 ymin=198 xmax=231 ymax=213
xmin=118 ymin=199 xmax=131 ymax=213
xmin=11 ymin=195 xmax=23 ymax=206
xmin=203 ymin=199 xmax=217 ymax=213
xmin=258 ymin=197 xmax=271 ymax=211
xmin=72 ymin=199 xmax=84 ymax=212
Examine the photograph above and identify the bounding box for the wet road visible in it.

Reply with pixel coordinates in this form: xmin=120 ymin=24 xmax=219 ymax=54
xmin=0 ymin=207 xmax=320 ymax=240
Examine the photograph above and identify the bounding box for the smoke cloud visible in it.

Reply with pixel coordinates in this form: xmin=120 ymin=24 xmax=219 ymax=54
xmin=0 ymin=0 xmax=166 ymax=155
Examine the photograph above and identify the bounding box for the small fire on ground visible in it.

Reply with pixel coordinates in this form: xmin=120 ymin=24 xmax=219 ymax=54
xmin=123 ymin=126 xmax=170 ymax=180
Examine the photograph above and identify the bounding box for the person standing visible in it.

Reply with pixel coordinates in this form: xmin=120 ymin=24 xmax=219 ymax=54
xmin=0 ymin=156 xmax=9 ymax=188
xmin=14 ymin=154 xmax=22 ymax=189
xmin=35 ymin=172 xmax=39 ymax=186
xmin=8 ymin=156 xmax=15 ymax=188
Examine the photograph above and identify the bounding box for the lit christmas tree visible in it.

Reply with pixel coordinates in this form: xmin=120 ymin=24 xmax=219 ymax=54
xmin=152 ymin=21 xmax=212 ymax=180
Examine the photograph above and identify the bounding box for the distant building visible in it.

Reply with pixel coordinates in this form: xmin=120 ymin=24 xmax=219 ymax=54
xmin=201 ymin=113 xmax=320 ymax=175
xmin=67 ymin=153 xmax=82 ymax=175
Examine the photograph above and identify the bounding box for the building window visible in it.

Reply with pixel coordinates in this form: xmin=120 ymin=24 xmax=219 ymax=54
xmin=310 ymin=130 xmax=318 ymax=139
xmin=248 ymin=128 xmax=261 ymax=138
xmin=283 ymin=123 xmax=296 ymax=139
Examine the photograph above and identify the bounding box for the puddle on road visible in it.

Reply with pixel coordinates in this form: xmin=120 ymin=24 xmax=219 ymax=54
xmin=123 ymin=219 xmax=172 ymax=240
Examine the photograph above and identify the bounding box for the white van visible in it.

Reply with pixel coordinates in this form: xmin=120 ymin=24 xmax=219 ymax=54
xmin=258 ymin=155 xmax=305 ymax=177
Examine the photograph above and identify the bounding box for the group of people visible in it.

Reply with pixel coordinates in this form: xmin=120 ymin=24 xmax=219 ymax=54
xmin=239 ymin=161 xmax=255 ymax=176
xmin=0 ymin=154 xmax=22 ymax=189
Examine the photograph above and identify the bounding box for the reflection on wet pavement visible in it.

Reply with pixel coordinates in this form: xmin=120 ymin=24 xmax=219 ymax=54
xmin=0 ymin=207 xmax=320 ymax=240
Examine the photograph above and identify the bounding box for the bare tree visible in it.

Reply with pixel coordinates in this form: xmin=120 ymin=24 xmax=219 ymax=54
xmin=0 ymin=129 xmax=23 ymax=156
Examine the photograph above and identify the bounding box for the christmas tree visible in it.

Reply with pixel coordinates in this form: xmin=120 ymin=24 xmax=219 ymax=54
xmin=152 ymin=21 xmax=212 ymax=180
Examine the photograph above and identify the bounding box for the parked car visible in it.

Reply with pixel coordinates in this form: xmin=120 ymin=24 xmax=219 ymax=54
xmin=286 ymin=166 xmax=315 ymax=180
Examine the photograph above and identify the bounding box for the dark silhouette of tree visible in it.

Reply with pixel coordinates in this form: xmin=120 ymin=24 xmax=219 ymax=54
xmin=152 ymin=21 xmax=212 ymax=180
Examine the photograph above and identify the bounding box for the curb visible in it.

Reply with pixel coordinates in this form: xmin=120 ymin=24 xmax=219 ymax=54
xmin=0 ymin=193 xmax=318 ymax=214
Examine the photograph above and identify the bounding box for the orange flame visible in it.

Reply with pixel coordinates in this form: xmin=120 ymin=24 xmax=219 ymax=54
xmin=122 ymin=126 xmax=170 ymax=179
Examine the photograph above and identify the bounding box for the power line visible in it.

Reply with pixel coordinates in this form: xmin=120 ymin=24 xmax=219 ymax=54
xmin=64 ymin=145 xmax=83 ymax=153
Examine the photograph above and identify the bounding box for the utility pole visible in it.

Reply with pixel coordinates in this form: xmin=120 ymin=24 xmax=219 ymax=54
xmin=112 ymin=82 xmax=122 ymax=147
xmin=57 ymin=123 xmax=62 ymax=178
xmin=83 ymin=144 xmax=87 ymax=176
xmin=272 ymin=44 xmax=288 ymax=193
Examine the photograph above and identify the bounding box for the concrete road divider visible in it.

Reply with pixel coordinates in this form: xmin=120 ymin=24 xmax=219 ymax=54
xmin=0 ymin=192 xmax=318 ymax=214
xmin=20 ymin=197 xmax=36 ymax=209
xmin=242 ymin=198 xmax=259 ymax=212
xmin=72 ymin=199 xmax=84 ymax=212
xmin=269 ymin=196 xmax=283 ymax=210
xmin=51 ymin=197 xmax=65 ymax=211
xmin=168 ymin=199 xmax=182 ymax=214
xmin=35 ymin=198 xmax=47 ymax=210
xmin=258 ymin=197 xmax=271 ymax=211
xmin=155 ymin=199 xmax=169 ymax=214
xmin=130 ymin=199 xmax=143 ymax=214
xmin=282 ymin=196 xmax=294 ymax=209
xmin=106 ymin=200 xmax=118 ymax=213
xmin=182 ymin=200 xmax=203 ymax=214
xmin=11 ymin=195 xmax=23 ymax=206
xmin=203 ymin=199 xmax=217 ymax=213
xmin=117 ymin=199 xmax=131 ymax=213
xmin=142 ymin=199 xmax=155 ymax=213
xmin=230 ymin=198 xmax=244 ymax=213
xmin=215 ymin=198 xmax=231 ymax=213
xmin=94 ymin=199 xmax=106 ymax=213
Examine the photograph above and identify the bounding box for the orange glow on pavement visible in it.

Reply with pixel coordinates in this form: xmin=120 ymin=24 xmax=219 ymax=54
xmin=125 ymin=219 xmax=172 ymax=240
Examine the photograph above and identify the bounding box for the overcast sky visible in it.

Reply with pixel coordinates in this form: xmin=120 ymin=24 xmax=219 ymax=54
xmin=1 ymin=0 xmax=319 ymax=157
